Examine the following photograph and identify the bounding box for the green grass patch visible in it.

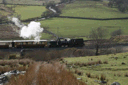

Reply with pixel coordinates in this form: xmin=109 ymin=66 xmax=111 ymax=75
xmin=7 ymin=5 xmax=46 ymax=20
xmin=40 ymin=18 xmax=128 ymax=39
xmin=40 ymin=33 xmax=53 ymax=39
xmin=64 ymin=52 xmax=128 ymax=85
xmin=61 ymin=1 xmax=128 ymax=18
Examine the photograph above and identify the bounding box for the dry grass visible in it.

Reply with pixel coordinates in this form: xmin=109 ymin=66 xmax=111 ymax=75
xmin=37 ymin=62 xmax=86 ymax=85
xmin=7 ymin=61 xmax=86 ymax=85
xmin=0 ymin=59 xmax=34 ymax=74
xmin=7 ymin=62 xmax=37 ymax=85
xmin=0 ymin=59 xmax=34 ymax=67
xmin=72 ymin=60 xmax=108 ymax=67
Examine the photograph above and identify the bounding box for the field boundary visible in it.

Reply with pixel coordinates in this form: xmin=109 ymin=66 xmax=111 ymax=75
xmin=21 ymin=15 xmax=128 ymax=22
xmin=55 ymin=16 xmax=128 ymax=20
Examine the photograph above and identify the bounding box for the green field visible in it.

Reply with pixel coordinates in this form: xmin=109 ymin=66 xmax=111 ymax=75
xmin=40 ymin=33 xmax=54 ymax=39
xmin=64 ymin=52 xmax=128 ymax=85
xmin=39 ymin=0 xmax=128 ymax=39
xmin=61 ymin=1 xmax=128 ymax=18
xmin=0 ymin=0 xmax=60 ymax=5
xmin=40 ymin=18 xmax=128 ymax=38
xmin=7 ymin=5 xmax=46 ymax=20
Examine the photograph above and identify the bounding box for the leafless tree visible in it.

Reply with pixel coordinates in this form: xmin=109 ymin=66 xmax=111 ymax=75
xmin=88 ymin=27 xmax=108 ymax=55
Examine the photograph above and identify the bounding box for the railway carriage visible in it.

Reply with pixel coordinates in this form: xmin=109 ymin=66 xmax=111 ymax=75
xmin=0 ymin=41 xmax=12 ymax=49
xmin=13 ymin=40 xmax=47 ymax=48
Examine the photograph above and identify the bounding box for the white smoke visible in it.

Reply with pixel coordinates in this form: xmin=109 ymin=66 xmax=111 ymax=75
xmin=20 ymin=21 xmax=43 ymax=40
xmin=11 ymin=17 xmax=43 ymax=41
xmin=11 ymin=17 xmax=24 ymax=28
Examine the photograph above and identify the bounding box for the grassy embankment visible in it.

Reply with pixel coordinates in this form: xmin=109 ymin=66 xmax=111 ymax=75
xmin=63 ymin=52 xmax=128 ymax=85
xmin=39 ymin=1 xmax=128 ymax=39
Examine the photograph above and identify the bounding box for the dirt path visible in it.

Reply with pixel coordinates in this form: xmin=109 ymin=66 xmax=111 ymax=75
xmin=32 ymin=62 xmax=41 ymax=85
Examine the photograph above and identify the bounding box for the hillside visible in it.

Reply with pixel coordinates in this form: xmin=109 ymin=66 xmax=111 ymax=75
xmin=39 ymin=0 xmax=128 ymax=39
xmin=0 ymin=24 xmax=23 ymax=40
xmin=64 ymin=52 xmax=128 ymax=85
xmin=61 ymin=1 xmax=128 ymax=18
xmin=6 ymin=5 xmax=46 ymax=20
xmin=0 ymin=4 xmax=13 ymax=16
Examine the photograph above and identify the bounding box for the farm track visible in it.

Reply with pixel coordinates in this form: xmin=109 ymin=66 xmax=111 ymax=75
xmin=32 ymin=62 xmax=41 ymax=85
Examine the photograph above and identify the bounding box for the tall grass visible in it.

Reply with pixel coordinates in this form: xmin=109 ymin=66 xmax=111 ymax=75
xmin=37 ymin=62 xmax=86 ymax=85
xmin=7 ymin=62 xmax=37 ymax=85
xmin=7 ymin=62 xmax=86 ymax=85
xmin=0 ymin=59 xmax=34 ymax=74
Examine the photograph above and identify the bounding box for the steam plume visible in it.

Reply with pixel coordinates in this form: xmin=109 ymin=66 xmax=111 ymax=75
xmin=20 ymin=21 xmax=43 ymax=40
xmin=11 ymin=17 xmax=43 ymax=41
xmin=11 ymin=17 xmax=24 ymax=28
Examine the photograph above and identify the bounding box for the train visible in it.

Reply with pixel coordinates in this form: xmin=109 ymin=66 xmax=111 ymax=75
xmin=0 ymin=38 xmax=84 ymax=49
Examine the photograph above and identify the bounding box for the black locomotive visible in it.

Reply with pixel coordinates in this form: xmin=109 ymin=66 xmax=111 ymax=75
xmin=0 ymin=38 xmax=84 ymax=49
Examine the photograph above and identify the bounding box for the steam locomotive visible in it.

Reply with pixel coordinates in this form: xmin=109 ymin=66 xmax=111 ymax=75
xmin=0 ymin=38 xmax=84 ymax=49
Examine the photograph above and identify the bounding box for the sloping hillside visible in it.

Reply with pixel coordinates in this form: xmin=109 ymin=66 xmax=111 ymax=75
xmin=64 ymin=52 xmax=128 ymax=85
xmin=0 ymin=24 xmax=22 ymax=40
xmin=0 ymin=4 xmax=13 ymax=16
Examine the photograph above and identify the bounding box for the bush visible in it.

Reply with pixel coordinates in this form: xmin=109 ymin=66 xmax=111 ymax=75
xmin=118 ymin=4 xmax=128 ymax=12
xmin=8 ymin=54 xmax=17 ymax=59
xmin=100 ymin=74 xmax=106 ymax=81
xmin=111 ymin=29 xmax=123 ymax=37
xmin=41 ymin=10 xmax=55 ymax=18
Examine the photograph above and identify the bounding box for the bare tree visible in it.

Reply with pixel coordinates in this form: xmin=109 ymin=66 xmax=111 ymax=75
xmin=88 ymin=27 xmax=108 ymax=55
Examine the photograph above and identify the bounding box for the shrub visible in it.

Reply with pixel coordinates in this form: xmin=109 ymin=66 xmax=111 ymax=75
xmin=103 ymin=61 xmax=108 ymax=64
xmin=97 ymin=60 xmax=102 ymax=64
xmin=100 ymin=74 xmax=106 ymax=81
xmin=75 ymin=69 xmax=83 ymax=76
xmin=111 ymin=29 xmax=122 ymax=37
xmin=8 ymin=54 xmax=17 ymax=59
xmin=124 ymin=73 xmax=128 ymax=77
xmin=86 ymin=72 xmax=91 ymax=78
